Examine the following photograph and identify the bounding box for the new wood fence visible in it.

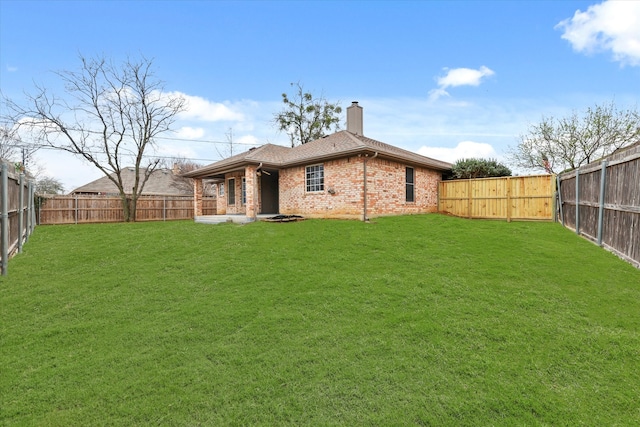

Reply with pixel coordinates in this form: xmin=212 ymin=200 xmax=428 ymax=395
xmin=558 ymin=144 xmax=640 ymax=268
xmin=438 ymin=175 xmax=555 ymax=221
xmin=37 ymin=195 xmax=217 ymax=225
xmin=0 ymin=161 xmax=36 ymax=275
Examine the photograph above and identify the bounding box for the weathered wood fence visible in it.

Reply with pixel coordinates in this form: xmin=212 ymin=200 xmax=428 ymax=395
xmin=438 ymin=175 xmax=555 ymax=221
xmin=0 ymin=161 xmax=36 ymax=276
xmin=558 ymin=144 xmax=640 ymax=268
xmin=37 ymin=195 xmax=217 ymax=224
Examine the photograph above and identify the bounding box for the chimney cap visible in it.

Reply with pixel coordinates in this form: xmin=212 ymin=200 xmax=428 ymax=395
xmin=351 ymin=101 xmax=359 ymax=105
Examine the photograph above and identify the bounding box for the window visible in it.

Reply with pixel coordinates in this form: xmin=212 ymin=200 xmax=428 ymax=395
xmin=306 ymin=164 xmax=324 ymax=192
xmin=241 ymin=177 xmax=246 ymax=205
xmin=406 ymin=167 xmax=415 ymax=202
xmin=219 ymin=183 xmax=224 ymax=196
xmin=228 ymin=178 xmax=235 ymax=205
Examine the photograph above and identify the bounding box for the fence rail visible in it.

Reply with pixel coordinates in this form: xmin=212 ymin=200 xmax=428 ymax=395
xmin=558 ymin=144 xmax=640 ymax=268
xmin=37 ymin=195 xmax=216 ymax=224
xmin=438 ymin=175 xmax=555 ymax=221
xmin=0 ymin=161 xmax=36 ymax=276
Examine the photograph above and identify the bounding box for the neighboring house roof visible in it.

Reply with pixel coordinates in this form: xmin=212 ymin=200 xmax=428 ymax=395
xmin=71 ymin=167 xmax=194 ymax=196
xmin=185 ymin=130 xmax=452 ymax=179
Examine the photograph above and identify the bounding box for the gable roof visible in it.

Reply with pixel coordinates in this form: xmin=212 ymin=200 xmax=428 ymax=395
xmin=185 ymin=130 xmax=452 ymax=179
xmin=71 ymin=167 xmax=194 ymax=196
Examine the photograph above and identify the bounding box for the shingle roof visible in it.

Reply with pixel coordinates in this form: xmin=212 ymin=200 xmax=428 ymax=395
xmin=71 ymin=167 xmax=194 ymax=196
xmin=184 ymin=130 xmax=452 ymax=178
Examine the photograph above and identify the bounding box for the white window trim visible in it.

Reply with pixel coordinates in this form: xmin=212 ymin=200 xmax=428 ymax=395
xmin=305 ymin=164 xmax=325 ymax=193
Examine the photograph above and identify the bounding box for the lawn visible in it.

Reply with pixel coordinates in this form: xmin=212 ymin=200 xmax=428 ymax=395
xmin=1 ymin=215 xmax=639 ymax=425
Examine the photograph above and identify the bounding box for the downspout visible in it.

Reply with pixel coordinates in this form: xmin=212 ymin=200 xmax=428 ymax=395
xmin=362 ymin=152 xmax=378 ymax=221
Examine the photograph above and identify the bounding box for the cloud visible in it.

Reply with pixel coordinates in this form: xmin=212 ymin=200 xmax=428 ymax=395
xmin=428 ymin=66 xmax=495 ymax=101
xmin=556 ymin=0 xmax=640 ymax=66
xmin=418 ymin=140 xmax=498 ymax=163
xmin=170 ymin=92 xmax=245 ymax=122
xmin=175 ymin=126 xmax=205 ymax=139
xmin=6 ymin=66 xmax=18 ymax=72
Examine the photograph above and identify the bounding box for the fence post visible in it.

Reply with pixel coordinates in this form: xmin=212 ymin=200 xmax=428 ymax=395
xmin=1 ymin=163 xmax=8 ymax=276
xmin=575 ymin=169 xmax=580 ymax=235
xmin=163 ymin=196 xmax=166 ymax=221
xmin=75 ymin=194 xmax=78 ymax=224
xmin=597 ymin=161 xmax=608 ymax=246
xmin=467 ymin=179 xmax=472 ymax=218
xmin=557 ymin=175 xmax=564 ymax=226
xmin=18 ymin=173 xmax=24 ymax=253
xmin=26 ymin=180 xmax=33 ymax=240
xmin=506 ymin=177 xmax=512 ymax=222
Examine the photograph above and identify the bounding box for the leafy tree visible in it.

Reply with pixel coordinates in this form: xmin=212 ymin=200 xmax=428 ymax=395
xmin=450 ymin=158 xmax=512 ymax=179
xmin=3 ymin=54 xmax=186 ymax=221
xmin=35 ymin=176 xmax=64 ymax=194
xmin=508 ymin=101 xmax=640 ymax=174
xmin=274 ymin=82 xmax=342 ymax=147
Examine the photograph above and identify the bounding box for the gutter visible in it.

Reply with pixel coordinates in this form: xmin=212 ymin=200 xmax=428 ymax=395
xmin=363 ymin=152 xmax=378 ymax=221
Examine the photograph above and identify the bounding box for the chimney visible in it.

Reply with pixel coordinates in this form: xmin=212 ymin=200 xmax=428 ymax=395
xmin=346 ymin=101 xmax=363 ymax=135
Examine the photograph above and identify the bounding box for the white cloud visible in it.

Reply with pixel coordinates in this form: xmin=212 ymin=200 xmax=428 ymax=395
xmin=429 ymin=66 xmax=495 ymax=101
xmin=171 ymin=92 xmax=245 ymax=122
xmin=418 ymin=140 xmax=498 ymax=163
xmin=6 ymin=66 xmax=18 ymax=72
xmin=556 ymin=0 xmax=640 ymax=66
xmin=236 ymin=134 xmax=259 ymax=145
xmin=175 ymin=126 xmax=205 ymax=139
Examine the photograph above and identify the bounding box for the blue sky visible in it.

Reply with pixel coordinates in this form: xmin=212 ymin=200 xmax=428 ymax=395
xmin=1 ymin=0 xmax=639 ymax=191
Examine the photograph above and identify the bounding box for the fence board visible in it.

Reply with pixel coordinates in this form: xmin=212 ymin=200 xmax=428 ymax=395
xmin=439 ymin=175 xmax=554 ymax=221
xmin=558 ymin=146 xmax=640 ymax=268
xmin=37 ymin=195 xmax=216 ymax=224
xmin=0 ymin=160 xmax=36 ymax=275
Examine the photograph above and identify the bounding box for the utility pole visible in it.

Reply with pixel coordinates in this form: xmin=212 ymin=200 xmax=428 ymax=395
xmin=226 ymin=128 xmax=234 ymax=156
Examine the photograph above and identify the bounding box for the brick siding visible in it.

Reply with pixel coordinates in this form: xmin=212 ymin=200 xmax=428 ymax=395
xmin=279 ymin=156 xmax=441 ymax=219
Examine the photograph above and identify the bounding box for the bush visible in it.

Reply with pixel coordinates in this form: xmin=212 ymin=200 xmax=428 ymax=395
xmin=450 ymin=158 xmax=512 ymax=179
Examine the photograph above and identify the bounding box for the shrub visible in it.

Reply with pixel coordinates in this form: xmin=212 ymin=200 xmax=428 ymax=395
xmin=451 ymin=158 xmax=512 ymax=179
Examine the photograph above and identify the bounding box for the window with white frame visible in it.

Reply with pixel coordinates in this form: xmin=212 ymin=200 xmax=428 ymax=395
xmin=406 ymin=167 xmax=415 ymax=202
xmin=219 ymin=183 xmax=224 ymax=196
xmin=228 ymin=178 xmax=236 ymax=205
xmin=241 ymin=177 xmax=246 ymax=205
xmin=305 ymin=164 xmax=324 ymax=192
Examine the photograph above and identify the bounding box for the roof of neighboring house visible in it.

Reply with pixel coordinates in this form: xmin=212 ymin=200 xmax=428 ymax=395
xmin=185 ymin=130 xmax=452 ymax=179
xmin=71 ymin=167 xmax=194 ymax=196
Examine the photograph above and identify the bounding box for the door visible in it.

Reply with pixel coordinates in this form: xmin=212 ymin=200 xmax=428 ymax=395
xmin=260 ymin=170 xmax=279 ymax=214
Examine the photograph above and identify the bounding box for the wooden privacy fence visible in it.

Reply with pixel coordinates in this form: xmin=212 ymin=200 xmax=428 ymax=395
xmin=0 ymin=161 xmax=36 ymax=276
xmin=558 ymin=144 xmax=640 ymax=268
xmin=37 ymin=195 xmax=217 ymax=225
xmin=438 ymin=175 xmax=555 ymax=221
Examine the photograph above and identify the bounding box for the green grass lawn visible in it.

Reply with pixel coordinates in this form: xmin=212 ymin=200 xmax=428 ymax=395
xmin=1 ymin=215 xmax=639 ymax=426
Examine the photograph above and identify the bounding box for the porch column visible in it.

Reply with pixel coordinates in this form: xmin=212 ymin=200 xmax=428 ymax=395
xmin=193 ymin=178 xmax=203 ymax=217
xmin=245 ymin=165 xmax=258 ymax=221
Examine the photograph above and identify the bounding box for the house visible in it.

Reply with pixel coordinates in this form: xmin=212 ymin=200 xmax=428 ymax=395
xmin=184 ymin=102 xmax=452 ymax=221
xmin=71 ymin=166 xmax=199 ymax=196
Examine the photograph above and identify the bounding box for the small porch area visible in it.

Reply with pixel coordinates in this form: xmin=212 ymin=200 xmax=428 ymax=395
xmin=194 ymin=214 xmax=274 ymax=224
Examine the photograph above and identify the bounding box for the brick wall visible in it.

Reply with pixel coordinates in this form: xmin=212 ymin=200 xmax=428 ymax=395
xmin=366 ymin=158 xmax=441 ymax=217
xmin=279 ymin=156 xmax=442 ymax=219
xmin=220 ymin=171 xmax=246 ymax=215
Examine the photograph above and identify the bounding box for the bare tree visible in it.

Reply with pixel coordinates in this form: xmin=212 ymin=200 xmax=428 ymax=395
xmin=508 ymin=101 xmax=640 ymax=174
xmin=162 ymin=157 xmax=215 ymax=195
xmin=3 ymin=54 xmax=186 ymax=221
xmin=0 ymin=121 xmax=39 ymax=168
xmin=273 ymin=82 xmax=342 ymax=147
xmin=35 ymin=176 xmax=65 ymax=195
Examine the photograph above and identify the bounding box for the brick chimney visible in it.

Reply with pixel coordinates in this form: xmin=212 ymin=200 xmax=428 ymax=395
xmin=346 ymin=101 xmax=363 ymax=135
